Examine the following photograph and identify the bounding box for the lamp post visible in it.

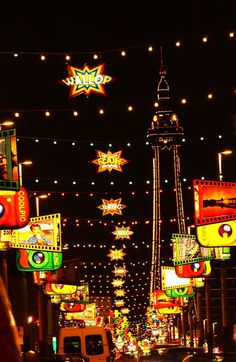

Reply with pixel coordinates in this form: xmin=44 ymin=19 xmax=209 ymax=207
xmin=217 ymin=150 xmax=232 ymax=353
xmin=35 ymin=194 xmax=48 ymax=356
xmin=217 ymin=150 xmax=232 ymax=182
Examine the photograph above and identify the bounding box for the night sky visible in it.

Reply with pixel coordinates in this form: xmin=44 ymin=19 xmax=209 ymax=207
xmin=1 ymin=3 xmax=236 ymax=327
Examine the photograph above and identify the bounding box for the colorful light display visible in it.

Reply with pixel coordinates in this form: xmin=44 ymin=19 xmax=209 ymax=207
xmin=98 ymin=198 xmax=126 ymax=216
xmin=91 ymin=150 xmax=128 ymax=173
xmin=60 ymin=63 xmax=112 ymax=97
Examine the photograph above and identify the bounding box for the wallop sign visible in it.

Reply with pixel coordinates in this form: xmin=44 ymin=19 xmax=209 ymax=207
xmin=60 ymin=63 xmax=113 ymax=97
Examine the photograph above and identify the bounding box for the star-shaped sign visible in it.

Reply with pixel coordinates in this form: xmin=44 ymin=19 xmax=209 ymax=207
xmin=98 ymin=198 xmax=126 ymax=216
xmin=111 ymin=279 xmax=125 ymax=288
xmin=60 ymin=63 xmax=112 ymax=97
xmin=107 ymin=248 xmax=126 ymax=261
xmin=112 ymin=225 xmax=134 ymax=240
xmin=91 ymin=150 xmax=129 ymax=173
xmin=113 ymin=265 xmax=128 ymax=277
xmin=121 ymin=308 xmax=130 ymax=314
xmin=114 ymin=289 xmax=126 ymax=297
xmin=115 ymin=299 xmax=125 ymax=307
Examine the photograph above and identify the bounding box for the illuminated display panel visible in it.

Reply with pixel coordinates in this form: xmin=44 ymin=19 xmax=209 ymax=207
xmin=16 ymin=250 xmax=63 ymax=271
xmin=161 ymin=266 xmax=193 ymax=290
xmin=175 ymin=262 xmax=205 ymax=278
xmin=153 ymin=290 xmax=182 ymax=309
xmin=193 ymin=179 xmax=236 ymax=226
xmin=0 ymin=186 xmax=30 ymax=229
xmin=172 ymin=233 xmax=214 ymax=265
xmin=10 ymin=213 xmax=61 ymax=251
xmin=0 ymin=128 xmax=19 ymax=190
xmin=196 ymin=220 xmax=236 ymax=247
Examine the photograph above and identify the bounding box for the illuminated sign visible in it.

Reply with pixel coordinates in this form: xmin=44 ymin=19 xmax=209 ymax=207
xmin=0 ymin=186 xmax=30 ymax=229
xmin=91 ymin=150 xmax=128 ymax=173
xmin=16 ymin=250 xmax=63 ymax=271
xmin=112 ymin=225 xmax=133 ymax=240
xmin=98 ymin=198 xmax=126 ymax=216
xmin=193 ymin=179 xmax=236 ymax=226
xmin=112 ymin=265 xmax=128 ymax=277
xmin=0 ymin=128 xmax=19 ymax=190
xmin=107 ymin=248 xmax=125 ymax=261
xmin=121 ymin=308 xmax=130 ymax=314
xmin=165 ymin=286 xmax=195 ymax=298
xmin=115 ymin=300 xmax=125 ymax=307
xmin=153 ymin=290 xmax=182 ymax=309
xmin=10 ymin=213 xmax=61 ymax=251
xmin=196 ymin=220 xmax=236 ymax=247
xmin=111 ymin=279 xmax=125 ymax=288
xmin=161 ymin=266 xmax=193 ymax=290
xmin=157 ymin=306 xmax=182 ymax=315
xmin=63 ymin=303 xmax=96 ymax=322
xmin=114 ymin=289 xmax=126 ymax=297
xmin=172 ymin=233 xmax=214 ymax=265
xmin=175 ymin=262 xmax=205 ymax=278
xmin=60 ymin=63 xmax=112 ymax=97
xmin=45 ymin=283 xmax=77 ymax=295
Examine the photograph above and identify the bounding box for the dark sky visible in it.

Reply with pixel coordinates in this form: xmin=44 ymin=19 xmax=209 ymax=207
xmin=1 ymin=3 xmax=236 ymax=326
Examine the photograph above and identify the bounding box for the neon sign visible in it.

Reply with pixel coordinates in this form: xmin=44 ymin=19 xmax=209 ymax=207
xmin=91 ymin=150 xmax=128 ymax=173
xmin=60 ymin=63 xmax=112 ymax=97
xmin=112 ymin=225 xmax=133 ymax=239
xmin=98 ymin=198 xmax=126 ymax=216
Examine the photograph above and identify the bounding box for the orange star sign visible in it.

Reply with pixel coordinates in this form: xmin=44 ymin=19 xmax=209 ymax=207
xmin=60 ymin=63 xmax=112 ymax=97
xmin=98 ymin=198 xmax=126 ymax=216
xmin=91 ymin=150 xmax=129 ymax=173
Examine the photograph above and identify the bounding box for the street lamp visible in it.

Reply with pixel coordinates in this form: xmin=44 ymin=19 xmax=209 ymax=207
xmin=217 ymin=150 xmax=232 ymax=181
xmin=18 ymin=160 xmax=33 ymax=187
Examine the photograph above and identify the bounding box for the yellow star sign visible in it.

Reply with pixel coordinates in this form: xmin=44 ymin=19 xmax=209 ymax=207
xmin=113 ymin=265 xmax=128 ymax=277
xmin=111 ymin=279 xmax=125 ymax=288
xmin=112 ymin=225 xmax=134 ymax=240
xmin=107 ymin=248 xmax=126 ymax=261
xmin=114 ymin=289 xmax=126 ymax=297
xmin=60 ymin=63 xmax=112 ymax=97
xmin=115 ymin=299 xmax=125 ymax=307
xmin=91 ymin=150 xmax=129 ymax=173
xmin=121 ymin=308 xmax=130 ymax=314
xmin=98 ymin=198 xmax=126 ymax=216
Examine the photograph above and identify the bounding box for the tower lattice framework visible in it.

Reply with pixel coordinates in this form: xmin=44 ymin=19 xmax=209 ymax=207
xmin=147 ymin=53 xmax=186 ymax=295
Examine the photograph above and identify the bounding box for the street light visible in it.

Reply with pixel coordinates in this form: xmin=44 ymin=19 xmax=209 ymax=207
xmin=18 ymin=160 xmax=33 ymax=187
xmin=217 ymin=150 xmax=232 ymax=181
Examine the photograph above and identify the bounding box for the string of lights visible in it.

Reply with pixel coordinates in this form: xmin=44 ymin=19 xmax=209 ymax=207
xmin=0 ymin=29 xmax=234 ymax=58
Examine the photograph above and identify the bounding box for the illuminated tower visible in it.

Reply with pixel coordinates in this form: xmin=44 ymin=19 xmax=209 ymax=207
xmin=147 ymin=49 xmax=186 ymax=295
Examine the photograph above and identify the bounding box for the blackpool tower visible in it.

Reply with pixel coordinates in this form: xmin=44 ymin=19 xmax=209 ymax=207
xmin=147 ymin=49 xmax=186 ymax=295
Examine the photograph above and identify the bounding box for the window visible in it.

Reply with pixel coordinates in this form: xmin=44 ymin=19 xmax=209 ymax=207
xmin=85 ymin=334 xmax=104 ymax=355
xmin=64 ymin=336 xmax=81 ymax=354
